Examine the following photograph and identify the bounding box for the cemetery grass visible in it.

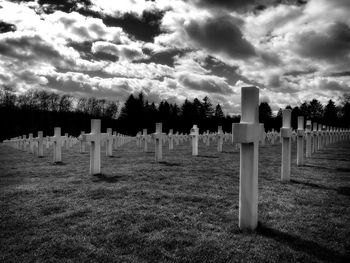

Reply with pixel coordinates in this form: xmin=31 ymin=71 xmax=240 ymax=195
xmin=0 ymin=141 xmax=350 ymax=263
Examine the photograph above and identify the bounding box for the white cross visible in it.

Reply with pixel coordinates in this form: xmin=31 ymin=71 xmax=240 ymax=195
xmin=281 ymin=109 xmax=292 ymax=181
xmin=296 ymin=116 xmax=305 ymax=166
xmin=79 ymin=131 xmax=86 ymax=153
xmin=190 ymin=125 xmax=199 ymax=156
xmin=81 ymin=119 xmax=107 ymax=175
xmin=305 ymin=120 xmax=312 ymax=157
xmin=34 ymin=131 xmax=44 ymax=157
xmin=105 ymin=128 xmax=113 ymax=157
xmin=152 ymin=123 xmax=165 ymax=162
xmin=232 ymin=86 xmax=263 ymax=231
xmin=168 ymin=129 xmax=174 ymax=150
xmin=51 ymin=127 xmax=62 ymax=163
xmin=217 ymin=126 xmax=224 ymax=152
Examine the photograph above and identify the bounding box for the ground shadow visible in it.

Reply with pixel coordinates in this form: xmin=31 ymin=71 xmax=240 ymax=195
xmin=303 ymin=164 xmax=335 ymax=171
xmin=257 ymin=223 xmax=349 ymax=262
xmin=312 ymin=157 xmax=350 ymax=162
xmin=159 ymin=161 xmax=181 ymax=167
xmin=53 ymin=162 xmax=66 ymax=166
xmin=336 ymin=167 xmax=350 ymax=173
xmin=92 ymin=173 xmax=124 ymax=183
xmin=197 ymin=155 xmax=219 ymax=159
xmin=290 ymin=179 xmax=332 ymax=191
xmin=222 ymin=151 xmax=236 ymax=154
xmin=337 ymin=187 xmax=350 ymax=198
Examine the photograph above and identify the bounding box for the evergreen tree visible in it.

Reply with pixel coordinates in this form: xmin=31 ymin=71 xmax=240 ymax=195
xmin=323 ymin=100 xmax=338 ymax=126
xmin=202 ymin=96 xmax=214 ymax=118
xmin=214 ymin=104 xmax=224 ymax=119
xmin=309 ymin=99 xmax=323 ymax=121
xmin=259 ymin=102 xmax=272 ymax=122
xmin=299 ymin=101 xmax=310 ymax=118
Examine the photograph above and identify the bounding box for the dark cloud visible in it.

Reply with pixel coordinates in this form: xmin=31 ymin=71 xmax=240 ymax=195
xmin=192 ymin=0 xmax=308 ymax=12
xmin=0 ymin=21 xmax=16 ymax=33
xmin=68 ymin=41 xmax=93 ymax=60
xmin=185 ymin=15 xmax=256 ymax=59
xmin=192 ymin=0 xmax=255 ymax=11
xmin=0 ymin=34 xmax=61 ymax=62
xmin=268 ymin=74 xmax=281 ymax=87
xmin=283 ymin=69 xmax=317 ymax=77
xmin=178 ymin=73 xmax=234 ymax=95
xmin=318 ymin=80 xmax=349 ymax=92
xmin=139 ymin=49 xmax=186 ymax=67
xmin=68 ymin=41 xmax=118 ymax=62
xmin=295 ymin=22 xmax=350 ymax=62
xmin=259 ymin=51 xmax=281 ymax=66
xmin=10 ymin=0 xmax=93 ymax=14
xmin=46 ymin=74 xmax=132 ymax=99
xmin=267 ymin=75 xmax=299 ymax=93
xmin=327 ymin=71 xmax=350 ymax=77
xmin=79 ymin=9 xmax=165 ymax=42
xmin=202 ymin=56 xmax=249 ymax=86
xmin=102 ymin=11 xmax=165 ymax=42
xmin=12 ymin=0 xmax=165 ymax=42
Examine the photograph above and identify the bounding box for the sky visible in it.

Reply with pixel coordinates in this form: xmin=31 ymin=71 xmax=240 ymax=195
xmin=0 ymin=0 xmax=349 ymax=114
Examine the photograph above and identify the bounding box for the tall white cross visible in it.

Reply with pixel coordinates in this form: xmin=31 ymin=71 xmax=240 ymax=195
xmin=317 ymin=124 xmax=322 ymax=150
xmin=312 ymin=122 xmax=318 ymax=153
xmin=106 ymin=128 xmax=113 ymax=157
xmin=112 ymin=131 xmax=118 ymax=150
xmin=63 ymin=133 xmax=69 ymax=150
xmin=28 ymin=133 xmax=34 ymax=154
xmin=217 ymin=126 xmax=223 ymax=152
xmin=153 ymin=123 xmax=164 ymax=162
xmin=142 ymin=129 xmax=148 ymax=152
xmin=168 ymin=129 xmax=174 ymax=150
xmin=232 ymin=86 xmax=262 ymax=231
xmin=34 ymin=131 xmax=44 ymax=157
xmin=190 ymin=125 xmax=199 ymax=156
xmin=79 ymin=131 xmax=86 ymax=153
xmin=305 ymin=120 xmax=312 ymax=158
xmin=281 ymin=109 xmax=292 ymax=181
xmin=51 ymin=127 xmax=62 ymax=163
xmin=296 ymin=116 xmax=305 ymax=166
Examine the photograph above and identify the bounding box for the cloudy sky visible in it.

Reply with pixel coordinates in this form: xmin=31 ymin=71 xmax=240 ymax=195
xmin=0 ymin=0 xmax=349 ymax=114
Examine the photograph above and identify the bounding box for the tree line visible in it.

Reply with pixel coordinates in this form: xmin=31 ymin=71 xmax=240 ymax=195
xmin=0 ymin=86 xmax=349 ymax=141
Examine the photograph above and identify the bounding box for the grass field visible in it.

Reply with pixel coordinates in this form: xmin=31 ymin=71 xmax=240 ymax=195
xmin=0 ymin=139 xmax=350 ymax=262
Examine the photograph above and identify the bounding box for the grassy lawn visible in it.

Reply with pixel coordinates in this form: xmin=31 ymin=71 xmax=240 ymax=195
xmin=0 ymin=139 xmax=349 ymax=262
